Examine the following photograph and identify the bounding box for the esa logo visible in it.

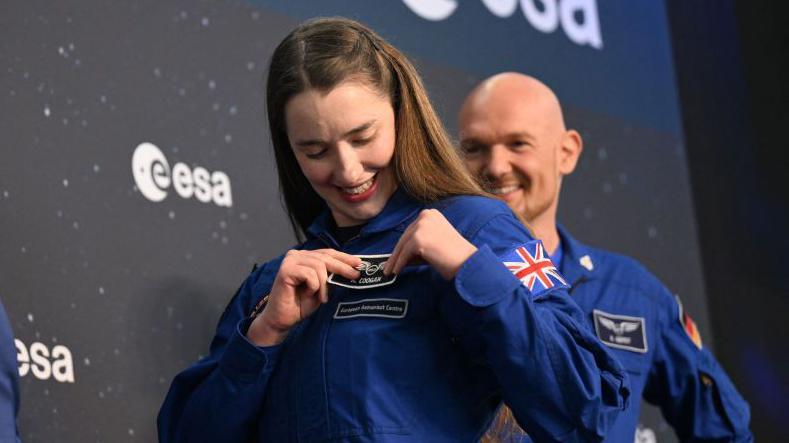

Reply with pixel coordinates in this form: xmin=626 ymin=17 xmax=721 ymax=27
xmin=131 ymin=142 xmax=233 ymax=207
xmin=401 ymin=0 xmax=602 ymax=49
xmin=15 ymin=339 xmax=75 ymax=383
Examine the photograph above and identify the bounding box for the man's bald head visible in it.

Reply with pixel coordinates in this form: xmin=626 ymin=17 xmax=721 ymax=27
xmin=459 ymin=72 xmax=567 ymax=142
xmin=458 ymin=73 xmax=582 ymax=244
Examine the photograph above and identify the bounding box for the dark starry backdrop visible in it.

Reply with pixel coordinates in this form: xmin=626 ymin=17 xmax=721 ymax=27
xmin=1 ymin=1 xmax=700 ymax=441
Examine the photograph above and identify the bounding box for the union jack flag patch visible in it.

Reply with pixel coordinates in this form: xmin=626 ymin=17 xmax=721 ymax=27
xmin=501 ymin=241 xmax=569 ymax=297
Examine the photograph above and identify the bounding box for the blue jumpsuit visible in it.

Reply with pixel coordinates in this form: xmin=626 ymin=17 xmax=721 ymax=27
xmin=0 ymin=300 xmax=20 ymax=443
xmin=554 ymin=225 xmax=752 ymax=442
xmin=158 ymin=191 xmax=630 ymax=442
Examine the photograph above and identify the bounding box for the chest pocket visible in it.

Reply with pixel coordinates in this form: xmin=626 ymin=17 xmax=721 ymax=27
xmin=611 ymin=348 xmax=651 ymax=377
xmin=592 ymin=309 xmax=652 ymax=374
xmin=321 ymin=266 xmax=439 ymax=439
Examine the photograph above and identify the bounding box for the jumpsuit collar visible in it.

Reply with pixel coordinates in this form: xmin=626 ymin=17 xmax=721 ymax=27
xmin=305 ymin=187 xmax=422 ymax=245
xmin=557 ymin=224 xmax=596 ymax=290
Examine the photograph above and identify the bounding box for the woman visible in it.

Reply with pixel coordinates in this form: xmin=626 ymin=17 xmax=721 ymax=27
xmin=158 ymin=17 xmax=628 ymax=442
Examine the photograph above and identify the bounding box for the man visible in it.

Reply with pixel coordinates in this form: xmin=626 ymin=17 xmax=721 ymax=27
xmin=459 ymin=73 xmax=752 ymax=442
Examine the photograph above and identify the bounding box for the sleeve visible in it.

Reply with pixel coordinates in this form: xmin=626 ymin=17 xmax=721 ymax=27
xmin=440 ymin=213 xmax=630 ymax=443
xmin=642 ymin=289 xmax=753 ymax=442
xmin=0 ymin=301 xmax=21 ymax=443
xmin=157 ymin=265 xmax=283 ymax=443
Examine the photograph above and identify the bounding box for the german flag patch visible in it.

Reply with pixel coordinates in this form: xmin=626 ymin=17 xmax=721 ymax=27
xmin=676 ymin=295 xmax=702 ymax=350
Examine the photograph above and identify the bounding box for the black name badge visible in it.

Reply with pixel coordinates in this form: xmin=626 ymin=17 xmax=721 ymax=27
xmin=328 ymin=254 xmax=396 ymax=289
xmin=334 ymin=298 xmax=408 ymax=320
xmin=593 ymin=309 xmax=648 ymax=353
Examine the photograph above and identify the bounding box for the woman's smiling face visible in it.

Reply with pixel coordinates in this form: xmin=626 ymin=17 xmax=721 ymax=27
xmin=285 ymin=81 xmax=398 ymax=227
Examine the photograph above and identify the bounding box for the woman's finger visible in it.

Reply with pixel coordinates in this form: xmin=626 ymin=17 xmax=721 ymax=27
xmin=304 ymin=257 xmax=329 ymax=303
xmin=296 ymin=254 xmax=328 ymax=280
xmin=390 ymin=232 xmax=419 ymax=276
xmin=301 ymin=255 xmax=348 ymax=303
xmin=385 ymin=223 xmax=415 ymax=275
xmin=283 ymin=264 xmax=321 ymax=301
xmin=314 ymin=249 xmax=362 ymax=268
xmin=309 ymin=251 xmax=361 ymax=280
xmin=317 ymin=265 xmax=329 ymax=304
xmin=292 ymin=264 xmax=322 ymax=319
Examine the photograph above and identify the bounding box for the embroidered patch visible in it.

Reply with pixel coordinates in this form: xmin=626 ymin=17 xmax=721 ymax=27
xmin=593 ymin=309 xmax=648 ymax=353
xmin=328 ymin=254 xmax=397 ymax=289
xmin=501 ymin=240 xmax=569 ymax=297
xmin=675 ymin=295 xmax=702 ymax=349
xmin=333 ymin=298 xmax=408 ymax=319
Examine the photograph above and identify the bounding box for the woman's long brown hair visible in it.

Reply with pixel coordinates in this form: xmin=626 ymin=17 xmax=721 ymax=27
xmin=266 ymin=17 xmax=487 ymax=238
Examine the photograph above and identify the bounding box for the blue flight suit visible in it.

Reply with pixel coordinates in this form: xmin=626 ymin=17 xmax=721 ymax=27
xmin=0 ymin=300 xmax=21 ymax=443
xmin=556 ymin=225 xmax=752 ymax=442
xmin=158 ymin=191 xmax=630 ymax=442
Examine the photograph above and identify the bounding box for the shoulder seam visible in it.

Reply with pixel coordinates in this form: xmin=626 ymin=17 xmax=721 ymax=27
xmin=467 ymin=212 xmax=512 ymax=243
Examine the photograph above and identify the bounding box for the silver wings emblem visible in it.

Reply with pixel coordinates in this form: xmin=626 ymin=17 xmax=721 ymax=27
xmin=599 ymin=317 xmax=640 ymax=335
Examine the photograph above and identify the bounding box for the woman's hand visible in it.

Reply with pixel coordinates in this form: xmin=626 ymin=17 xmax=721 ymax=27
xmin=384 ymin=209 xmax=477 ymax=280
xmin=248 ymin=249 xmax=361 ymax=346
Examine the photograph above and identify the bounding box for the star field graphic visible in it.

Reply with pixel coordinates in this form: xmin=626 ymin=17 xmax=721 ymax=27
xmin=2 ymin=1 xmax=704 ymax=441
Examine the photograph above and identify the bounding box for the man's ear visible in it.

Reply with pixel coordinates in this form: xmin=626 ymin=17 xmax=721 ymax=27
xmin=558 ymin=129 xmax=583 ymax=175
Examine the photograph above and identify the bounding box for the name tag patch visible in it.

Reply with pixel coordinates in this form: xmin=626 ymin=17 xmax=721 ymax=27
xmin=593 ymin=309 xmax=648 ymax=353
xmin=334 ymin=298 xmax=408 ymax=320
xmin=329 ymin=254 xmax=396 ymax=289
